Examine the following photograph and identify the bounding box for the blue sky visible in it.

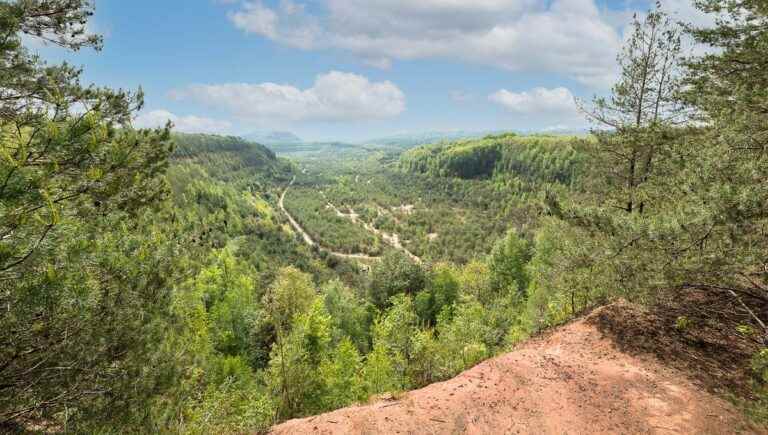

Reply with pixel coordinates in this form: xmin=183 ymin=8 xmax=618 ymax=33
xmin=32 ymin=0 xmax=705 ymax=142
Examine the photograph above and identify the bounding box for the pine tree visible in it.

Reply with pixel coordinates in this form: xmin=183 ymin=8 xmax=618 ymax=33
xmin=488 ymin=229 xmax=531 ymax=294
xmin=319 ymin=338 xmax=365 ymax=410
xmin=581 ymin=3 xmax=683 ymax=215
xmin=674 ymin=0 xmax=768 ymax=342
xmin=0 ymin=0 xmax=174 ymax=427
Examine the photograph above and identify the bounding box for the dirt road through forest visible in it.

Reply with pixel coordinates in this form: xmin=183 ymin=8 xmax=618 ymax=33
xmin=279 ymin=177 xmax=380 ymax=262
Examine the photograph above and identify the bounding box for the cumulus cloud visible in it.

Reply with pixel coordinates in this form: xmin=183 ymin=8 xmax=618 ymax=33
xmin=489 ymin=86 xmax=588 ymax=129
xmin=489 ymin=87 xmax=578 ymax=115
xmin=229 ymin=1 xmax=321 ymax=49
xmin=134 ymin=110 xmax=232 ymax=133
xmin=661 ymin=0 xmax=715 ymax=28
xmin=225 ymin=0 xmax=622 ymax=87
xmin=229 ymin=2 xmax=278 ymax=38
xmin=170 ymin=71 xmax=405 ymax=123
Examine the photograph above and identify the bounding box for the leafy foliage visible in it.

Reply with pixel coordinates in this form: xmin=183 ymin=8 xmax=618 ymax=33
xmin=5 ymin=0 xmax=768 ymax=431
xmin=369 ymin=252 xmax=426 ymax=308
xmin=0 ymin=0 xmax=176 ymax=427
xmin=489 ymin=229 xmax=531 ymax=294
xmin=400 ymin=133 xmax=583 ymax=184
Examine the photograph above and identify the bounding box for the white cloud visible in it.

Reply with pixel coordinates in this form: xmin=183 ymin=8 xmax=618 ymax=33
xmin=229 ymin=1 xmax=321 ymax=49
xmin=489 ymin=87 xmax=578 ymax=115
xmin=228 ymin=2 xmax=278 ymax=38
xmin=279 ymin=0 xmax=304 ymax=15
xmin=170 ymin=71 xmax=405 ymax=123
xmin=362 ymin=57 xmax=393 ymax=70
xmin=134 ymin=110 xmax=232 ymax=134
xmin=225 ymin=0 xmax=622 ymax=87
xmin=661 ymin=0 xmax=715 ymax=28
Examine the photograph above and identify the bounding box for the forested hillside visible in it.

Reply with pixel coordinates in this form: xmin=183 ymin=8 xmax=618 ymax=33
xmin=167 ymin=134 xmax=323 ymax=280
xmin=2 ymin=0 xmax=767 ymax=433
xmin=174 ymin=133 xmax=283 ymax=174
xmin=400 ymin=133 xmax=583 ymax=183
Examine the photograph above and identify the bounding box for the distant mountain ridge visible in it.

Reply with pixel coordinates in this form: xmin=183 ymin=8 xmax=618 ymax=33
xmin=362 ymin=130 xmax=513 ymax=149
xmin=244 ymin=131 xmax=303 ymax=145
xmin=237 ymin=129 xmax=589 ymax=160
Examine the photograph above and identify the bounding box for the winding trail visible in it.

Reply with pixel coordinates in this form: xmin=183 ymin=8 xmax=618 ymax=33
xmin=323 ymin=195 xmax=422 ymax=264
xmin=281 ymin=174 xmax=422 ymax=264
xmin=279 ymin=177 xmax=380 ymax=262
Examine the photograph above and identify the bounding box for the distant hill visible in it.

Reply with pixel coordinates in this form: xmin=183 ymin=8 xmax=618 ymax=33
xmin=364 ymin=130 xmax=512 ymax=150
xmin=172 ymin=133 xmax=293 ymax=181
xmin=264 ymin=140 xmax=380 ymax=160
xmin=243 ymin=131 xmax=303 ymax=146
xmin=540 ymin=126 xmax=591 ymax=135
xmin=400 ymin=132 xmax=584 ymax=183
xmin=261 ymin=131 xmax=518 ymax=160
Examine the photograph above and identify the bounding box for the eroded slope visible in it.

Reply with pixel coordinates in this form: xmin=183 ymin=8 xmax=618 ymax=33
xmin=271 ymin=302 xmax=763 ymax=435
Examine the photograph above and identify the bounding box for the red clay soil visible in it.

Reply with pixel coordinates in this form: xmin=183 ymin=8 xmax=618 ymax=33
xmin=270 ymin=303 xmax=766 ymax=435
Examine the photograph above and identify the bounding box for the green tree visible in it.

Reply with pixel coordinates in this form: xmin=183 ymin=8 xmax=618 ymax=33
xmin=368 ymin=251 xmax=425 ymax=308
xmin=488 ymin=229 xmax=531 ymax=294
xmin=549 ymin=5 xmax=693 ymax=307
xmin=319 ymin=338 xmax=366 ymax=409
xmin=456 ymin=259 xmax=493 ymax=304
xmin=322 ymin=279 xmax=374 ymax=353
xmin=581 ymin=4 xmax=683 ymax=215
xmin=403 ymin=328 xmax=439 ymax=387
xmin=267 ymin=297 xmax=331 ymax=419
xmin=263 ymin=267 xmax=320 ymax=419
xmin=263 ymin=266 xmax=316 ymax=333
xmin=369 ymin=294 xmax=420 ymax=388
xmin=195 ymin=248 xmax=260 ymax=359
xmin=515 ymin=219 xmax=614 ymax=339
xmin=565 ymin=0 xmax=768 ymax=348
xmin=181 ymin=378 xmax=275 ymax=435
xmin=362 ymin=344 xmax=403 ymax=396
xmin=0 ymin=0 xmax=174 ymax=427
xmin=434 ymin=300 xmax=491 ymax=379
xmin=673 ymin=0 xmax=768 ymax=342
xmin=415 ymin=263 xmax=460 ymax=325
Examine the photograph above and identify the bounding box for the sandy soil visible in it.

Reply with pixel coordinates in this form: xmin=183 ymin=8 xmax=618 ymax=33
xmin=326 ymin=200 xmax=422 ymax=263
xmin=271 ymin=303 xmax=764 ymax=435
xmin=279 ymin=178 xmax=379 ymax=261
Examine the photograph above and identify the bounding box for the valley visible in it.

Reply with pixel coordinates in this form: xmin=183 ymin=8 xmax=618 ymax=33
xmin=279 ymin=175 xmax=381 ymax=262
xmin=275 ymin=132 xmax=579 ymax=265
xmin=4 ymin=2 xmax=768 ymax=433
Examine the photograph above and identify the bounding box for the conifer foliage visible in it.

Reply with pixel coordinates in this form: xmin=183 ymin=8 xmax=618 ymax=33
xmin=2 ymin=0 xmax=768 ymax=431
xmin=0 ymin=0 xmax=174 ymax=427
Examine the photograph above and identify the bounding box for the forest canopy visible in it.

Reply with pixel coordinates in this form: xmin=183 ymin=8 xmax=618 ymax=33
xmin=1 ymin=0 xmax=767 ymax=432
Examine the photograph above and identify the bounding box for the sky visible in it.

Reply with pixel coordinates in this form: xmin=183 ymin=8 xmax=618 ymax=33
xmin=31 ymin=0 xmax=710 ymax=142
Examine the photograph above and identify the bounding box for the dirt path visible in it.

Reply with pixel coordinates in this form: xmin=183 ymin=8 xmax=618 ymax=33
xmin=279 ymin=177 xmax=379 ymax=262
xmin=280 ymin=177 xmax=316 ymax=248
xmin=325 ymin=199 xmax=422 ymax=264
xmin=271 ymin=303 xmax=764 ymax=435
